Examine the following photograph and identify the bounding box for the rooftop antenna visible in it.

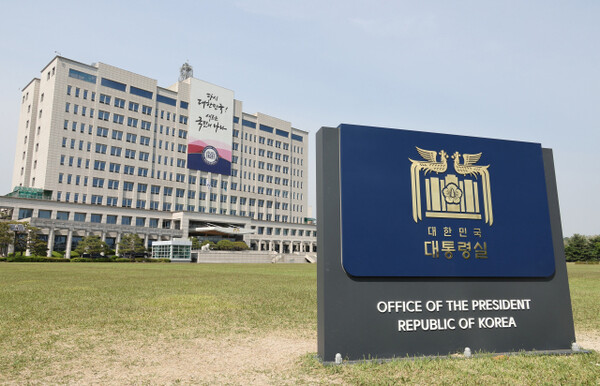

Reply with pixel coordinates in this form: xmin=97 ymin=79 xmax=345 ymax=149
xmin=179 ymin=61 xmax=193 ymax=81
xmin=55 ymin=51 xmax=62 ymax=56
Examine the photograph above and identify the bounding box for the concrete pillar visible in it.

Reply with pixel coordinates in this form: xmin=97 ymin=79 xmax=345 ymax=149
xmin=115 ymin=233 xmax=122 ymax=255
xmin=269 ymin=241 xmax=273 ymax=251
xmin=144 ymin=234 xmax=149 ymax=249
xmin=257 ymin=241 xmax=262 ymax=251
xmin=47 ymin=228 xmax=55 ymax=257
xmin=65 ymin=229 xmax=73 ymax=259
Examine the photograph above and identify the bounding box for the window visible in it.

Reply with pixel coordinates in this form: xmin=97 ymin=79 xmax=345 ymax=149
xmin=99 ymin=94 xmax=111 ymax=104
xmin=123 ymin=182 xmax=134 ymax=191
xmin=126 ymin=133 xmax=137 ymax=143
xmin=110 ymin=146 xmax=122 ymax=157
xmin=74 ymin=213 xmax=86 ymax=222
xmin=93 ymin=161 xmax=106 ymax=171
xmin=108 ymin=180 xmax=119 ymax=189
xmin=90 ymin=214 xmax=102 ymax=223
xmin=112 ymin=130 xmax=123 ymax=140
xmin=56 ymin=211 xmax=69 ymax=220
xmin=135 ymin=217 xmax=146 ymax=227
xmin=124 ymin=165 xmax=134 ymax=174
xmin=128 ymin=101 xmax=139 ymax=112
xmin=109 ymin=163 xmax=121 ymax=173
xmin=107 ymin=215 xmax=117 ymax=224
xmin=121 ymin=216 xmax=132 ymax=226
xmin=91 ymin=195 xmax=103 ymax=205
xmin=98 ymin=110 xmax=109 ymax=121
xmin=127 ymin=117 xmax=138 ymax=127
xmin=114 ymin=97 xmax=125 ymax=108
xmin=38 ymin=210 xmax=51 ymax=219
xmin=142 ymin=105 xmax=152 ymax=115
xmin=151 ymin=185 xmax=160 ymax=194
xmin=92 ymin=177 xmax=104 ymax=188
xmin=95 ymin=144 xmax=107 ymax=154
xmin=138 ymin=183 xmax=147 ymax=193
xmin=113 ymin=114 xmax=124 ymax=124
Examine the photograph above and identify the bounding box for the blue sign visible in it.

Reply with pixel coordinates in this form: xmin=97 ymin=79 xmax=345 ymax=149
xmin=339 ymin=124 xmax=555 ymax=277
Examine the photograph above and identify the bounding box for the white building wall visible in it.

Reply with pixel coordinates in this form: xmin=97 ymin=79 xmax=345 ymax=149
xmin=11 ymin=56 xmax=310 ymax=227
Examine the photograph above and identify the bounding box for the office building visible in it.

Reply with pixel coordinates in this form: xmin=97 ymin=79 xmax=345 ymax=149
xmin=3 ymin=56 xmax=316 ymax=257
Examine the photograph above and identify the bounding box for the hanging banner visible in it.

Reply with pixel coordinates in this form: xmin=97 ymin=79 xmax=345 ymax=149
xmin=187 ymin=78 xmax=234 ymax=175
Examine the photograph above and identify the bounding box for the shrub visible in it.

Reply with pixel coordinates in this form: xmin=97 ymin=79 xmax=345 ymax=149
xmin=114 ymin=258 xmax=132 ymax=262
xmin=215 ymin=240 xmax=235 ymax=251
xmin=232 ymin=241 xmax=249 ymax=251
xmin=70 ymin=257 xmax=113 ymax=263
xmin=7 ymin=255 xmax=69 ymax=263
xmin=51 ymin=251 xmax=64 ymax=258
xmin=0 ymin=256 xmax=6 ymax=262
xmin=69 ymin=251 xmax=80 ymax=258
xmin=144 ymin=258 xmax=171 ymax=263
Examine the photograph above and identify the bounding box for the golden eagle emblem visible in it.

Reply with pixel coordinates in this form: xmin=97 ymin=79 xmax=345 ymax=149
xmin=410 ymin=147 xmax=493 ymax=225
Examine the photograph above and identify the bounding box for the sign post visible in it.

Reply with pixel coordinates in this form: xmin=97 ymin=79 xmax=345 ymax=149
xmin=317 ymin=124 xmax=576 ymax=362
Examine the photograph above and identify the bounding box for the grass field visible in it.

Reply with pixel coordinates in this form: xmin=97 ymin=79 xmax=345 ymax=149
xmin=0 ymin=262 xmax=598 ymax=384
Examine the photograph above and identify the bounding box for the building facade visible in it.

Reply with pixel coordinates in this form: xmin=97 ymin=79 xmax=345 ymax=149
xmin=4 ymin=56 xmax=315 ymax=257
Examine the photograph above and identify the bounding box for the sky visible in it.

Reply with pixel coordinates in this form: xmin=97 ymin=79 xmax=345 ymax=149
xmin=0 ymin=0 xmax=598 ymax=237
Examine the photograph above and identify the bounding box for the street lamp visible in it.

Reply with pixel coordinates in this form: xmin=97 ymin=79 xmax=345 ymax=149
xmin=9 ymin=224 xmax=26 ymax=256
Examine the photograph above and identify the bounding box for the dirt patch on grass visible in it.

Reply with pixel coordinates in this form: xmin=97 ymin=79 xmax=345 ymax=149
xmin=31 ymin=331 xmax=318 ymax=385
xmin=576 ymin=330 xmax=600 ymax=352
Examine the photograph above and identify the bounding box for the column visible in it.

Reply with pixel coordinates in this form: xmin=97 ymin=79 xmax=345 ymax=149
xmin=47 ymin=228 xmax=55 ymax=257
xmin=65 ymin=229 xmax=73 ymax=259
xmin=115 ymin=233 xmax=122 ymax=256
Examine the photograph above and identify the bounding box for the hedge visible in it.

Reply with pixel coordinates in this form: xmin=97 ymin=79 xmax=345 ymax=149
xmin=7 ymin=255 xmax=70 ymax=263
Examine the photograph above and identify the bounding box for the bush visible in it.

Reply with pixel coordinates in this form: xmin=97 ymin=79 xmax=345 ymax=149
xmin=69 ymin=251 xmax=80 ymax=258
xmin=51 ymin=251 xmax=64 ymax=258
xmin=114 ymin=258 xmax=132 ymax=263
xmin=144 ymin=258 xmax=171 ymax=263
xmin=70 ymin=257 xmax=113 ymax=263
xmin=232 ymin=241 xmax=249 ymax=251
xmin=215 ymin=240 xmax=235 ymax=250
xmin=7 ymin=255 xmax=70 ymax=263
xmin=0 ymin=256 xmax=6 ymax=262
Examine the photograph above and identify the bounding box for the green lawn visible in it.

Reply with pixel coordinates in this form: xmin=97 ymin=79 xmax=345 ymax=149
xmin=0 ymin=262 xmax=598 ymax=384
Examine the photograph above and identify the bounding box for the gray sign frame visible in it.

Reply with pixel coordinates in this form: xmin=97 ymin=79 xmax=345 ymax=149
xmin=317 ymin=126 xmax=576 ymax=362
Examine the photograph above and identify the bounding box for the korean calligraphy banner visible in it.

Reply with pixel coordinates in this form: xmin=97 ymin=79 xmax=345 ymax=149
xmin=187 ymin=78 xmax=234 ymax=175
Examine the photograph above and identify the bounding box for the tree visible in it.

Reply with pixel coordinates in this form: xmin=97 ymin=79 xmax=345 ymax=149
xmin=118 ymin=234 xmax=146 ymax=258
xmin=564 ymin=234 xmax=591 ymax=262
xmin=190 ymin=237 xmax=201 ymax=250
xmin=588 ymin=235 xmax=600 ymax=261
xmin=74 ymin=235 xmax=110 ymax=256
xmin=27 ymin=232 xmax=48 ymax=256
xmin=0 ymin=222 xmax=13 ymax=256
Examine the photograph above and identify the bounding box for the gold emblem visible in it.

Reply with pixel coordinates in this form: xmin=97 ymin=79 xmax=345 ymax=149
xmin=410 ymin=147 xmax=493 ymax=225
